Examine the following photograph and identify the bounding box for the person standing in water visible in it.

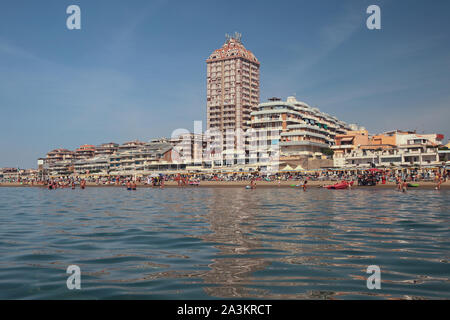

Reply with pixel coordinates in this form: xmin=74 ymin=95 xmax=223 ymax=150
xmin=80 ymin=179 xmax=86 ymax=189
xmin=302 ymin=180 xmax=307 ymax=191
xmin=396 ymin=176 xmax=402 ymax=191
xmin=402 ymin=179 xmax=408 ymax=193
xmin=436 ymin=174 xmax=443 ymax=190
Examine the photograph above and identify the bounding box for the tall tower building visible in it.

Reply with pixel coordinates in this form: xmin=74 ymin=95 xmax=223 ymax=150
xmin=206 ymin=33 xmax=260 ymax=135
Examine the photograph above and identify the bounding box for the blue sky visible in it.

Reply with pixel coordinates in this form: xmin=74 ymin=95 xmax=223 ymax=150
xmin=1 ymin=0 xmax=449 ymax=168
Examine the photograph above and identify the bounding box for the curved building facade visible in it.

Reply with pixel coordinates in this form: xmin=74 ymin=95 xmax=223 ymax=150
xmin=250 ymin=96 xmax=351 ymax=158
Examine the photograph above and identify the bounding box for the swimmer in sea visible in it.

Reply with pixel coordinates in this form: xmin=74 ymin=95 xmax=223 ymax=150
xmin=396 ymin=176 xmax=402 ymax=191
xmin=436 ymin=175 xmax=443 ymax=190
xmin=402 ymin=179 xmax=407 ymax=193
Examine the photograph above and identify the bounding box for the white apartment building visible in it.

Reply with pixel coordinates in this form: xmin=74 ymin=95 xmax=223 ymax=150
xmin=250 ymin=96 xmax=350 ymax=159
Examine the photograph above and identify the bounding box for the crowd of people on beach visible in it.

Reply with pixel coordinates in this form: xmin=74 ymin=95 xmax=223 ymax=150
xmin=1 ymin=167 xmax=447 ymax=191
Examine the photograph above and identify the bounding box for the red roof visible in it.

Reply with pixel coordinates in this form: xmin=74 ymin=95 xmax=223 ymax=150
xmin=207 ymin=37 xmax=259 ymax=65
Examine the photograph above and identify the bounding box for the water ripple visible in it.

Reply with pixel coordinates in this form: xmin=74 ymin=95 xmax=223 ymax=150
xmin=0 ymin=187 xmax=448 ymax=299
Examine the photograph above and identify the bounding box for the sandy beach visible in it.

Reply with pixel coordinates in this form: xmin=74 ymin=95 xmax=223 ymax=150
xmin=1 ymin=180 xmax=449 ymax=189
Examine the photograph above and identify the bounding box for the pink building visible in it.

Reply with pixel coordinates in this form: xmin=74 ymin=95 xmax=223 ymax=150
xmin=206 ymin=32 xmax=260 ymax=135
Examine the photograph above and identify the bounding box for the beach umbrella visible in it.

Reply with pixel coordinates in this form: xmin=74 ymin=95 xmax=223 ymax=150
xmin=281 ymin=165 xmax=294 ymax=171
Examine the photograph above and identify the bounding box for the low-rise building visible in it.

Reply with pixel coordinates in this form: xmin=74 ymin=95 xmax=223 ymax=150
xmin=75 ymin=144 xmax=96 ymax=160
xmin=109 ymin=141 xmax=178 ymax=174
xmin=0 ymin=168 xmax=19 ymax=180
xmin=74 ymin=157 xmax=110 ymax=175
xmin=46 ymin=160 xmax=74 ymax=176
xmin=332 ymin=129 xmax=371 ymax=167
xmin=95 ymin=143 xmax=119 ymax=157
xmin=45 ymin=148 xmax=74 ymax=163
xmin=338 ymin=134 xmax=441 ymax=168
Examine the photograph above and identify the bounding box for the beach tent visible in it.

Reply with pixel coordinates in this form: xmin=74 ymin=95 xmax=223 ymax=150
xmin=294 ymin=165 xmax=304 ymax=171
xmin=281 ymin=165 xmax=294 ymax=171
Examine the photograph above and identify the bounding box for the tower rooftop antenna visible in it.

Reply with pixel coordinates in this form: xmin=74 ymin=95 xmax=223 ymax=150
xmin=233 ymin=31 xmax=242 ymax=43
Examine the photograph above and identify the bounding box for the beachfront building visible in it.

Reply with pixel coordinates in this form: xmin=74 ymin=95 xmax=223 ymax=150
xmin=343 ymin=145 xmax=440 ymax=167
xmin=250 ymin=96 xmax=351 ymax=162
xmin=118 ymin=140 xmax=147 ymax=152
xmin=45 ymin=148 xmax=74 ymax=163
xmin=332 ymin=129 xmax=371 ymax=167
xmin=39 ymin=140 xmax=179 ymax=177
xmin=338 ymin=132 xmax=443 ymax=168
xmin=109 ymin=141 xmax=180 ymax=174
xmin=439 ymin=149 xmax=450 ymax=164
xmin=74 ymin=157 xmax=110 ymax=175
xmin=95 ymin=143 xmax=119 ymax=157
xmin=0 ymin=168 xmax=19 ymax=181
xmin=332 ymin=130 xmax=445 ymax=168
xmin=74 ymin=145 xmax=96 ymax=160
xmin=41 ymin=148 xmax=75 ymax=176
xmin=46 ymin=160 xmax=74 ymax=176
xmin=0 ymin=168 xmax=38 ymax=182
xmin=169 ymin=133 xmax=205 ymax=167
xmin=206 ymin=32 xmax=260 ymax=152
